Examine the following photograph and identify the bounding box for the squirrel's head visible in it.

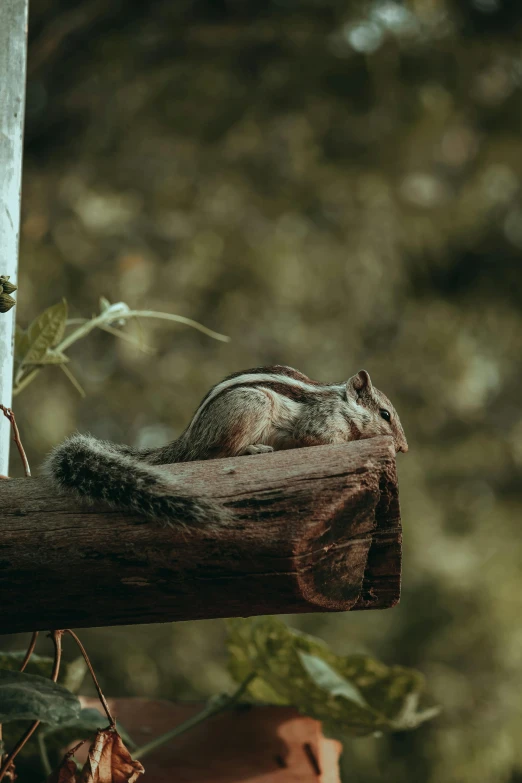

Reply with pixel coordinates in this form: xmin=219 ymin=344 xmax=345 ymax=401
xmin=346 ymin=370 xmax=408 ymax=454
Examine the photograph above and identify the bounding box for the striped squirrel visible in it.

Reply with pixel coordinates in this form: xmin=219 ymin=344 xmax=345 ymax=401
xmin=43 ymin=365 xmax=408 ymax=527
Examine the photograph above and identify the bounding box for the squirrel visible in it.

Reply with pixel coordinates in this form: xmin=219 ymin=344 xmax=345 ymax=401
xmin=43 ymin=365 xmax=408 ymax=528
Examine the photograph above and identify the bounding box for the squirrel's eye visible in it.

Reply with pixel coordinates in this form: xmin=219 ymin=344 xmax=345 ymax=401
xmin=380 ymin=409 xmax=391 ymax=422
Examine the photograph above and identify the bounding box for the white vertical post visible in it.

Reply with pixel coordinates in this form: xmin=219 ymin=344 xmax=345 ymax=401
xmin=0 ymin=0 xmax=29 ymax=474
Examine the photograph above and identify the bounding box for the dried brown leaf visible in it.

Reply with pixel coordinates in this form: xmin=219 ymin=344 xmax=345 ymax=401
xmin=80 ymin=729 xmax=144 ymax=783
xmin=46 ymin=756 xmax=79 ymax=782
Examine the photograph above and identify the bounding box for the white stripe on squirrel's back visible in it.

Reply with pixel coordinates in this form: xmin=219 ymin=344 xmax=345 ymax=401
xmin=187 ymin=370 xmax=340 ymax=431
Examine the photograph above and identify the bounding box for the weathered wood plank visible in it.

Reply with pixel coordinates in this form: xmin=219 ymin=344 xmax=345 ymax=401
xmin=0 ymin=438 xmax=402 ymax=633
xmin=0 ymin=0 xmax=28 ymax=474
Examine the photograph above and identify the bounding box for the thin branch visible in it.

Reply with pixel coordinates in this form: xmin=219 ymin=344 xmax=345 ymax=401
xmin=13 ymin=306 xmax=230 ymax=396
xmin=59 ymin=363 xmax=86 ymax=398
xmin=0 ymin=632 xmax=63 ymax=783
xmin=0 ymin=631 xmax=36 ymax=769
xmin=0 ymin=405 xmax=30 ymax=476
xmin=133 ymin=672 xmax=257 ymax=761
xmin=64 ymin=630 xmax=115 ymax=727
xmin=50 ymin=630 xmax=64 ymax=681
xmin=124 ymin=310 xmax=231 ymax=343
xmin=99 ymin=323 xmax=155 ymax=354
xmin=57 ymin=308 xmax=229 ymax=354
xmin=12 ymin=367 xmax=39 ymax=396
xmin=37 ymin=732 xmax=52 ymax=777
xmin=19 ymin=631 xmax=39 ymax=673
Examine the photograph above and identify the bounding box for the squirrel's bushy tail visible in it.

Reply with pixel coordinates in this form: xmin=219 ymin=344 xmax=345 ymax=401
xmin=42 ymin=434 xmax=227 ymax=528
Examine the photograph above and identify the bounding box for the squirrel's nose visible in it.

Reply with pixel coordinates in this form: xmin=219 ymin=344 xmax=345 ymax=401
xmin=398 ymin=441 xmax=409 ymax=454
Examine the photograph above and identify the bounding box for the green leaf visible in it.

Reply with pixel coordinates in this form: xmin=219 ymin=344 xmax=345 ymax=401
xmin=0 ymin=669 xmax=81 ymax=725
xmin=1 ymin=709 xmax=135 ymax=779
xmin=0 ymin=651 xmax=54 ymax=678
xmin=23 ymin=300 xmax=68 ymax=365
xmin=388 ymin=691 xmax=441 ymax=731
xmin=226 ymin=617 xmax=440 ymax=737
xmin=14 ymin=325 xmax=30 ymax=372
xmin=42 ymin=707 xmax=136 ymax=753
xmin=60 ymin=656 xmax=87 ymax=694
xmin=298 ymin=652 xmax=369 ymax=709
xmin=0 ymin=652 xmax=86 ymax=693
xmin=31 ymin=349 xmax=70 ymax=365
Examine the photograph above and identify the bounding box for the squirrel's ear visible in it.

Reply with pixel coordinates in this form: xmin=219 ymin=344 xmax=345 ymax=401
xmin=347 ymin=370 xmax=373 ymax=395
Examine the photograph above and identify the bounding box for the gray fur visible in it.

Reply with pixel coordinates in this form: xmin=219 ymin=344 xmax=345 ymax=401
xmin=43 ymin=365 xmax=408 ymax=528
xmin=42 ymin=434 xmax=228 ymax=528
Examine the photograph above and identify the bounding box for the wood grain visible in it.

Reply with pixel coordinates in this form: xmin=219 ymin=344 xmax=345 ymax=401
xmin=0 ymin=437 xmax=402 ymax=633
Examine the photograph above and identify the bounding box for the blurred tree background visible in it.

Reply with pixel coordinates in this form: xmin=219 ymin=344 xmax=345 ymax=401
xmin=2 ymin=0 xmax=522 ymax=780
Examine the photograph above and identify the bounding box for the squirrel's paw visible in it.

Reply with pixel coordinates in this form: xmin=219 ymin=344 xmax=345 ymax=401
xmin=240 ymin=444 xmax=274 ymax=455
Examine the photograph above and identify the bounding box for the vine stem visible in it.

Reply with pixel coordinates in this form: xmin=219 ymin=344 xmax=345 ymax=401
xmin=19 ymin=631 xmax=39 ymax=672
xmin=57 ymin=309 xmax=230 ymax=353
xmin=37 ymin=732 xmax=52 ymax=778
xmin=13 ymin=307 xmax=230 ymax=397
xmin=64 ymin=630 xmax=115 ymax=727
xmin=0 ymin=631 xmax=39 ymax=774
xmin=0 ymin=405 xmax=31 ymax=476
xmin=0 ymin=631 xmax=63 ymax=783
xmin=11 ymin=368 xmax=39 ymax=396
xmin=133 ymin=672 xmax=257 ymax=762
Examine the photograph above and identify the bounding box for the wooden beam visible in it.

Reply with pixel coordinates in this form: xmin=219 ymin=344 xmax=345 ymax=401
xmin=0 ymin=438 xmax=402 ymax=633
xmin=0 ymin=0 xmax=28 ymax=474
